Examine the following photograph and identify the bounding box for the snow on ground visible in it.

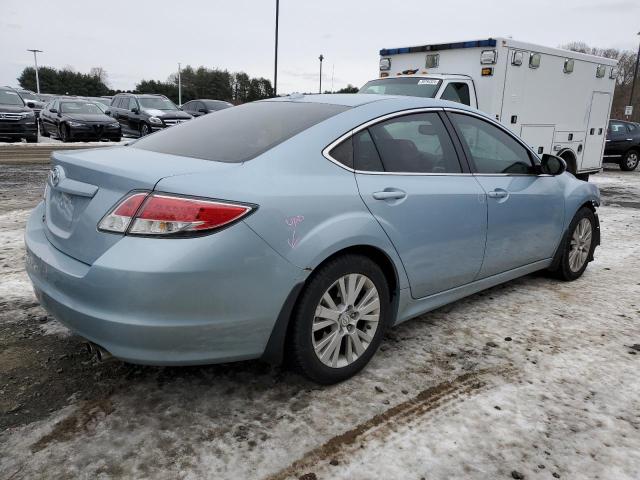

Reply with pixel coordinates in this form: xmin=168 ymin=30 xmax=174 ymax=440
xmin=0 ymin=168 xmax=639 ymax=479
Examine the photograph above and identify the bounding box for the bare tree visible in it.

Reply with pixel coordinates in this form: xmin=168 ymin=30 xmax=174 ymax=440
xmin=90 ymin=67 xmax=109 ymax=87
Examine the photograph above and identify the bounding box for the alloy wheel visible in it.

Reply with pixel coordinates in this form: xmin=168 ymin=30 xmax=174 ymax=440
xmin=568 ymin=218 xmax=592 ymax=272
xmin=312 ymin=273 xmax=380 ymax=368
xmin=626 ymin=152 xmax=639 ymax=170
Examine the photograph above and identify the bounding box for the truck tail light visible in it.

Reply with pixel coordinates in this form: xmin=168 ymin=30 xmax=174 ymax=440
xmin=99 ymin=192 xmax=254 ymax=236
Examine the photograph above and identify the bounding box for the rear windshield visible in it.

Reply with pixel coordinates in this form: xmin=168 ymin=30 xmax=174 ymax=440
xmin=359 ymin=78 xmax=442 ymax=98
xmin=131 ymin=101 xmax=350 ymax=162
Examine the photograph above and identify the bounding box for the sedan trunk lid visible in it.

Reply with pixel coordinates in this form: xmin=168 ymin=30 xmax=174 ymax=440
xmin=43 ymin=145 xmax=241 ymax=265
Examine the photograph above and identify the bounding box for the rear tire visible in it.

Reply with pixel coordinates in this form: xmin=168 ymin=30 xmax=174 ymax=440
xmin=620 ymin=150 xmax=639 ymax=171
xmin=26 ymin=135 xmax=38 ymax=143
xmin=289 ymin=254 xmax=390 ymax=384
xmin=551 ymin=207 xmax=597 ymax=281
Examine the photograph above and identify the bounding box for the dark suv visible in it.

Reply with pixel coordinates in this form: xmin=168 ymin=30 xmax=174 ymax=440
xmin=0 ymin=86 xmax=38 ymax=142
xmin=109 ymin=93 xmax=192 ymax=137
xmin=604 ymin=119 xmax=640 ymax=171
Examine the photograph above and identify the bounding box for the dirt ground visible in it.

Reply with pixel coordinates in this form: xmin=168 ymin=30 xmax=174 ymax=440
xmin=0 ymin=163 xmax=639 ymax=479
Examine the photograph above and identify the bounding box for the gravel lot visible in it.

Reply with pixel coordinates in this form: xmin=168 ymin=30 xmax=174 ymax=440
xmin=0 ymin=163 xmax=639 ymax=480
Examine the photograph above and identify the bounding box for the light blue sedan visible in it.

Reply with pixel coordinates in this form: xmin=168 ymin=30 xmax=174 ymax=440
xmin=25 ymin=94 xmax=600 ymax=384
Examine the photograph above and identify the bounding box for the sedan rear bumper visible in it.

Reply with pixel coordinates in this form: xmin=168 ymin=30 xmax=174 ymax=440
xmin=25 ymin=202 xmax=306 ymax=365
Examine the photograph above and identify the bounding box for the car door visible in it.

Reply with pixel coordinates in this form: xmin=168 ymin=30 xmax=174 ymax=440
xmin=127 ymin=97 xmax=141 ymax=134
xmin=605 ymin=121 xmax=632 ymax=159
xmin=438 ymin=81 xmax=473 ymax=107
xmin=345 ymin=110 xmax=487 ymax=299
xmin=447 ymin=111 xmax=564 ymax=278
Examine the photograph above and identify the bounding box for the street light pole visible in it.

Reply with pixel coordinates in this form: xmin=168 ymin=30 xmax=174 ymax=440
xmin=629 ymin=32 xmax=640 ymax=120
xmin=319 ymin=54 xmax=324 ymax=94
xmin=27 ymin=49 xmax=43 ymax=94
xmin=178 ymin=62 xmax=182 ymax=106
xmin=274 ymin=0 xmax=279 ymax=97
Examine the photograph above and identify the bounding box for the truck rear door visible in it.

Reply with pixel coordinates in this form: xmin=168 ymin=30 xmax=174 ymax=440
xmin=581 ymin=92 xmax=611 ymax=171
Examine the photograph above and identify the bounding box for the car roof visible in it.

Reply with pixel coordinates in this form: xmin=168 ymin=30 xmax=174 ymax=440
xmin=263 ymin=93 xmax=478 ymax=113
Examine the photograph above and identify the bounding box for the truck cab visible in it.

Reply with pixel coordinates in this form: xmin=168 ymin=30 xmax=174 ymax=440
xmin=359 ymin=74 xmax=478 ymax=109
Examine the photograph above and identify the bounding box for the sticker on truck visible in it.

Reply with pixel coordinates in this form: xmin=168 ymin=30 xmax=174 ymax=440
xmin=417 ymin=79 xmax=439 ymax=85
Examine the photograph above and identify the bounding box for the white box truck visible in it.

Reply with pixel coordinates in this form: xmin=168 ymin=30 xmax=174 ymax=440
xmin=360 ymin=38 xmax=618 ymax=179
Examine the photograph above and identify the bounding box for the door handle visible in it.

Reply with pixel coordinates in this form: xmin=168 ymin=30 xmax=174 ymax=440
xmin=372 ymin=189 xmax=407 ymax=201
xmin=627 ymin=138 xmax=633 ymax=141
xmin=487 ymin=189 xmax=509 ymax=199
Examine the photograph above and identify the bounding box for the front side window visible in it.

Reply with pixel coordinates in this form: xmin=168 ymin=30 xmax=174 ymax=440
xmin=608 ymin=122 xmax=626 ymax=134
xmin=359 ymin=78 xmax=442 ymax=99
xmin=450 ymin=113 xmax=534 ymax=174
xmin=133 ymin=101 xmax=349 ymax=163
xmin=368 ymin=112 xmax=461 ymax=173
xmin=128 ymin=98 xmax=138 ymax=110
xmin=440 ymin=83 xmax=471 ymax=106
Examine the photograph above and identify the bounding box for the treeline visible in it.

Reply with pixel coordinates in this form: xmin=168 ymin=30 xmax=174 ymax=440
xmin=18 ymin=66 xmax=110 ymax=96
xmin=136 ymin=66 xmax=274 ymax=104
xmin=563 ymin=42 xmax=639 ymax=121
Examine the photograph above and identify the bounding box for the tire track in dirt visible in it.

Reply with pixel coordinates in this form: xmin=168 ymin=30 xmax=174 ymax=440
xmin=266 ymin=368 xmax=512 ymax=480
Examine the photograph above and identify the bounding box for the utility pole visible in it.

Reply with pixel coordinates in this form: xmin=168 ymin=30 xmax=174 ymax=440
xmin=27 ymin=49 xmax=43 ymax=94
xmin=178 ymin=62 xmax=182 ymax=106
xmin=274 ymin=0 xmax=279 ymax=97
xmin=331 ymin=63 xmax=335 ymax=93
xmin=629 ymin=32 xmax=640 ymax=121
xmin=319 ymin=54 xmax=324 ymax=94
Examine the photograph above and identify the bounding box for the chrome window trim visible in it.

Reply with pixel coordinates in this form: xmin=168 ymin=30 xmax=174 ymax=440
xmin=321 ymin=106 xmax=548 ymax=177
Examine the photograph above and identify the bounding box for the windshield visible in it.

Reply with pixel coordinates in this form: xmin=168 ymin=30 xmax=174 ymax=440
xmin=139 ymin=97 xmax=178 ymax=111
xmin=59 ymin=101 xmax=103 ymax=114
xmin=132 ymin=101 xmax=349 ymax=162
xmin=94 ymin=102 xmax=109 ymax=113
xmin=0 ymin=89 xmax=25 ymax=106
xmin=19 ymin=91 xmax=38 ymax=101
xmin=359 ymin=78 xmax=442 ymax=98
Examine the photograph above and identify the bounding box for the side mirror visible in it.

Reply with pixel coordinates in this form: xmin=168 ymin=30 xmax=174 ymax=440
xmin=105 ymin=110 xmax=111 ymax=115
xmin=27 ymin=101 xmax=35 ymax=108
xmin=49 ymin=108 xmax=57 ymax=113
xmin=198 ymin=108 xmax=207 ymax=113
xmin=131 ymin=107 xmax=139 ymax=114
xmin=540 ymin=154 xmax=566 ymax=176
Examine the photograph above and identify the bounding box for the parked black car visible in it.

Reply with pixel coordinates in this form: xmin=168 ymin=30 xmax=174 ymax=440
xmin=16 ymin=89 xmax=45 ymax=118
xmin=181 ymin=99 xmax=233 ymax=117
xmin=0 ymin=86 xmax=38 ymax=142
xmin=40 ymin=98 xmax=121 ymax=142
xmin=109 ymin=93 xmax=191 ymax=137
xmin=604 ymin=119 xmax=640 ymax=171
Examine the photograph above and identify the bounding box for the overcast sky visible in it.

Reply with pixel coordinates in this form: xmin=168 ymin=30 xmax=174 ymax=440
xmin=1 ymin=0 xmax=638 ymax=94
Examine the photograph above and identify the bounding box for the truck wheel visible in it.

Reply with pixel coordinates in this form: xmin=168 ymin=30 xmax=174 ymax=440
xmin=620 ymin=150 xmax=639 ymax=171
xmin=289 ymin=254 xmax=390 ymax=384
xmin=551 ymin=207 xmax=597 ymax=281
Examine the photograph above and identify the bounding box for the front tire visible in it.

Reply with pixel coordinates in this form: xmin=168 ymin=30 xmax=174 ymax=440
xmin=140 ymin=123 xmax=151 ymax=137
xmin=620 ymin=150 xmax=639 ymax=171
xmin=58 ymin=124 xmax=71 ymax=143
xmin=289 ymin=254 xmax=390 ymax=384
xmin=39 ymin=120 xmax=50 ymax=137
xmin=552 ymin=207 xmax=597 ymax=281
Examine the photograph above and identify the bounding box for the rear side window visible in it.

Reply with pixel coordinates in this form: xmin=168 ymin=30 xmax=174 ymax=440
xmin=441 ymin=83 xmax=471 ymax=106
xmin=368 ymin=112 xmax=462 ymax=173
xmin=608 ymin=122 xmax=626 ymax=134
xmin=132 ymin=101 xmax=349 ymax=162
xmin=450 ymin=113 xmax=534 ymax=174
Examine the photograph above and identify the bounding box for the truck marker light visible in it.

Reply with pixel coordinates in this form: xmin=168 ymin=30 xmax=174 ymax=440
xmin=481 ymin=67 xmax=494 ymax=76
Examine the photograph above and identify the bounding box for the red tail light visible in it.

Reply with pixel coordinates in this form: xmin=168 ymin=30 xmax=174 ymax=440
xmin=99 ymin=192 xmax=254 ymax=236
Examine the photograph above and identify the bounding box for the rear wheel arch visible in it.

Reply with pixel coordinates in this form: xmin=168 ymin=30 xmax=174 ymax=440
xmin=261 ymin=244 xmax=400 ymax=366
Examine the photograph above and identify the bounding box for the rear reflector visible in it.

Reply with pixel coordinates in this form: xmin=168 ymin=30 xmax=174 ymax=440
xmin=99 ymin=192 xmax=254 ymax=236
